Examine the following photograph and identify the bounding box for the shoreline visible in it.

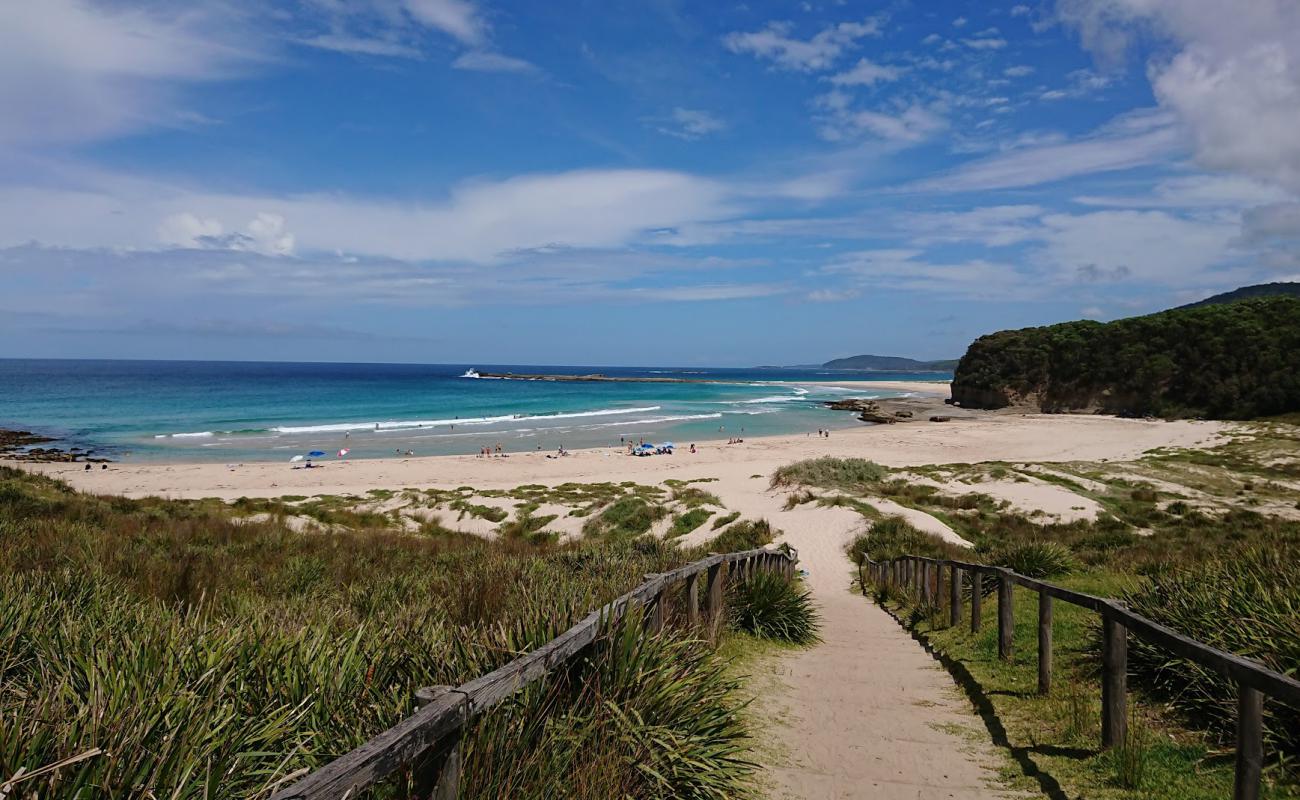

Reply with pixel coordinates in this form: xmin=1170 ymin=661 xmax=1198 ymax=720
xmin=9 ymin=406 xmax=1223 ymax=502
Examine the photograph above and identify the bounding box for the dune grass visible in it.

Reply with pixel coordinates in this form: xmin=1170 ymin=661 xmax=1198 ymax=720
xmin=0 ymin=466 xmax=814 ymax=799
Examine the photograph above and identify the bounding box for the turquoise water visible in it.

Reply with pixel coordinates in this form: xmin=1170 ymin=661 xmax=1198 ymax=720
xmin=0 ymin=360 xmax=950 ymax=462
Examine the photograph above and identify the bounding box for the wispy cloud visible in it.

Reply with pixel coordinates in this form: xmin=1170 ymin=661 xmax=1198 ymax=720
xmin=723 ymin=17 xmax=885 ymax=71
xmin=911 ymin=111 xmax=1182 ymax=191
xmin=654 ymin=107 xmax=727 ymax=140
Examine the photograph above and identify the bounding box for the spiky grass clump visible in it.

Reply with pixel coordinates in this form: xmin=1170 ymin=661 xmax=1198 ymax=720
xmin=990 ymin=541 xmax=1079 ymax=578
xmin=705 ymin=519 xmax=774 ymax=553
xmin=769 ymin=458 xmax=889 ymax=491
xmin=1121 ymin=546 xmax=1300 ymax=759
xmin=581 ymin=496 xmax=668 ymax=541
xmin=844 ymin=515 xmax=964 ymax=563
xmin=727 ymin=571 xmax=819 ymax=645
xmin=667 ymin=508 xmax=713 ymax=538
xmin=464 ymin=614 xmax=756 ymax=799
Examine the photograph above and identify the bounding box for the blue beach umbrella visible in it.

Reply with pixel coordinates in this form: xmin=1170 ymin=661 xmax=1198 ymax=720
xmin=660 ymin=442 xmax=675 ymax=449
xmin=308 ymin=450 xmax=326 ymax=457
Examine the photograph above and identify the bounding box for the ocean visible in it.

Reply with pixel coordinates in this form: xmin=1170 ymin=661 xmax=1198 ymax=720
xmin=0 ymin=359 xmax=950 ymax=463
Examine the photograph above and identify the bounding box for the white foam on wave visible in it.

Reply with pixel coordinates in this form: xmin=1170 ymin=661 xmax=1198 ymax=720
xmin=588 ymin=412 xmax=723 ymax=429
xmin=726 ymin=395 xmax=807 ymax=404
xmin=159 ymin=406 xmax=667 ymax=437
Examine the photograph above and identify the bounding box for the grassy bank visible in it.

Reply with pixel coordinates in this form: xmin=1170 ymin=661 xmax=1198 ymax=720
xmin=0 ymin=467 xmax=814 ymax=799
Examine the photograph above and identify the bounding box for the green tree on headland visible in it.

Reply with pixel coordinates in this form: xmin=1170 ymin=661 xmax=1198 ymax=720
xmin=951 ymin=296 xmax=1300 ymax=419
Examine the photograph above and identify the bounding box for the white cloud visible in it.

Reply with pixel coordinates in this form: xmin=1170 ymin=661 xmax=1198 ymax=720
xmin=963 ymin=36 xmax=1008 ymax=49
xmin=656 ymin=108 xmax=727 ymax=141
xmin=898 ymin=205 xmax=1043 ymax=246
xmin=0 ymin=167 xmax=735 ymax=264
xmin=829 ymin=58 xmax=905 ymax=86
xmin=912 ymin=111 xmax=1181 ymax=191
xmin=1035 ymin=209 xmax=1238 ymax=284
xmin=452 ymin=51 xmax=537 ymax=73
xmin=1240 ymin=202 xmax=1300 ymax=241
xmin=1004 ymin=64 xmax=1035 ymax=77
xmin=1073 ymin=174 xmax=1293 ymax=209
xmin=816 ymin=95 xmax=947 ymax=143
xmin=0 ymin=0 xmax=267 ymax=146
xmin=821 ymin=249 xmax=1038 ymax=299
xmin=1011 ymin=5 xmax=1032 ymax=17
xmin=1057 ymin=0 xmax=1300 ymax=191
xmin=953 ymin=17 xmax=969 ymax=28
xmin=402 ymin=0 xmax=486 ymax=46
xmin=158 ymin=213 xmax=224 ymax=249
xmin=1040 ymin=89 xmax=1068 ymax=100
xmin=723 ymin=17 xmax=885 ymax=71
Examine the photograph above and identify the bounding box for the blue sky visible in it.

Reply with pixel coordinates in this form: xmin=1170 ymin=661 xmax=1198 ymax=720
xmin=1 ymin=0 xmax=1298 ymax=366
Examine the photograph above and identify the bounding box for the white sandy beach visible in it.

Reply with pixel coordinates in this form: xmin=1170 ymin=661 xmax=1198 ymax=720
xmin=18 ymin=407 xmax=1221 ymax=502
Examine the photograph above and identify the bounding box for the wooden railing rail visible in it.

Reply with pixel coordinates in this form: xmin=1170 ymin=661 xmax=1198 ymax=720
xmin=858 ymin=554 xmax=1300 ymax=800
xmin=270 ymin=545 xmax=799 ymax=800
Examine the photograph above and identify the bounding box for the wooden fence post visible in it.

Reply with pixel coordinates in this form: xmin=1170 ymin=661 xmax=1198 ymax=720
xmin=933 ymin=563 xmax=944 ymax=609
xmin=685 ymin=572 xmax=700 ymax=628
xmin=1234 ymin=685 xmax=1264 ymax=800
xmin=949 ymin=566 xmax=962 ymax=627
xmin=412 ymin=686 xmax=462 ymax=800
xmin=1038 ymin=591 xmax=1053 ymax=695
xmin=998 ymin=571 xmax=1014 ymax=660
xmin=970 ymin=570 xmax=983 ymax=633
xmin=920 ymin=561 xmax=931 ymax=605
xmin=1101 ymin=612 xmax=1128 ymax=748
xmin=645 ymin=575 xmax=665 ymax=633
xmin=705 ymin=561 xmax=725 ymax=636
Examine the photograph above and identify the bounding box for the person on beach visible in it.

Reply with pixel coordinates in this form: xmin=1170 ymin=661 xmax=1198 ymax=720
xmin=689 ymin=443 xmax=696 ymax=454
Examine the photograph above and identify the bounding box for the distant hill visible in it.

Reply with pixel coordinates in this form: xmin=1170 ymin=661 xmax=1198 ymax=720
xmin=951 ymin=295 xmax=1300 ymax=419
xmin=821 ymin=354 xmax=959 ymax=371
xmin=1177 ymin=282 xmax=1300 ymax=309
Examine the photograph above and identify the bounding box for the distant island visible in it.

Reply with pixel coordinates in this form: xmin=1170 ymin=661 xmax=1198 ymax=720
xmin=756 ymin=354 xmax=958 ymax=371
xmin=820 ymin=354 xmax=959 ymax=371
xmin=951 ymin=283 xmax=1300 ymax=419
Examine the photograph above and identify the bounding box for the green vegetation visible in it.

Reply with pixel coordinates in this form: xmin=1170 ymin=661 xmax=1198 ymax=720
xmin=770 ymin=457 xmax=889 ymax=491
xmin=0 ymin=467 xmax=815 ymax=799
xmin=581 ymin=495 xmax=668 ymax=541
xmin=821 ymin=353 xmax=958 ymax=371
xmin=706 ymin=519 xmax=776 ymax=553
xmin=667 ymin=508 xmax=714 ymax=539
xmin=1122 ymin=546 xmax=1300 ymax=758
xmin=951 ymin=295 xmax=1300 ymax=419
xmin=727 ymin=571 xmax=819 ymax=645
xmin=710 ymin=511 xmax=741 ymax=530
xmin=883 ymin=571 xmax=1295 ymax=799
xmin=793 ymin=444 xmax=1300 ymax=794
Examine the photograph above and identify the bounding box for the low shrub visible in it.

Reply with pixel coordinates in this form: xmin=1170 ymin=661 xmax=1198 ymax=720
xmin=666 ymin=508 xmax=713 ymax=539
xmin=845 ymin=516 xmax=965 ymax=564
xmin=990 ymin=541 xmax=1078 ymax=579
xmin=706 ymin=519 xmax=775 ymax=553
xmin=1120 ymin=546 xmax=1300 ymax=760
xmin=727 ymin=571 xmax=819 ymax=645
xmin=770 ymin=458 xmax=889 ymax=491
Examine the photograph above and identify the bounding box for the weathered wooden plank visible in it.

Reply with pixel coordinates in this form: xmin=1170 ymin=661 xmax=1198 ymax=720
xmin=685 ymin=572 xmax=700 ymax=627
xmin=948 ymin=566 xmax=962 ymax=628
xmin=970 ymin=569 xmax=983 ymax=633
xmin=1101 ymin=614 xmax=1128 ymax=749
xmin=998 ymin=571 xmax=1014 ymax=660
xmin=269 ymin=693 xmax=466 ymax=799
xmin=1234 ymin=686 xmax=1264 ymax=800
xmin=1038 ymin=592 xmax=1053 ymax=696
xmin=1107 ymin=605 xmax=1300 ymax=706
xmin=412 ymin=687 xmax=463 ymax=800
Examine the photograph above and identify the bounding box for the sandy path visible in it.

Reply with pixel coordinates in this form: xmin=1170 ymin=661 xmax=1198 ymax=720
xmin=750 ymin=495 xmax=1005 ymax=799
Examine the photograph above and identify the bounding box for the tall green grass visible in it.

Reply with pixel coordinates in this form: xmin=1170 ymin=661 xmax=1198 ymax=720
xmin=0 ymin=466 xmax=812 ymax=799
xmin=1121 ymin=546 xmax=1300 ymax=760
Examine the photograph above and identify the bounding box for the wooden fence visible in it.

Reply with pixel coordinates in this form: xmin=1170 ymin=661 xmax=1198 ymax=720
xmin=859 ymin=554 xmax=1300 ymax=800
xmin=269 ymin=546 xmax=799 ymax=800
